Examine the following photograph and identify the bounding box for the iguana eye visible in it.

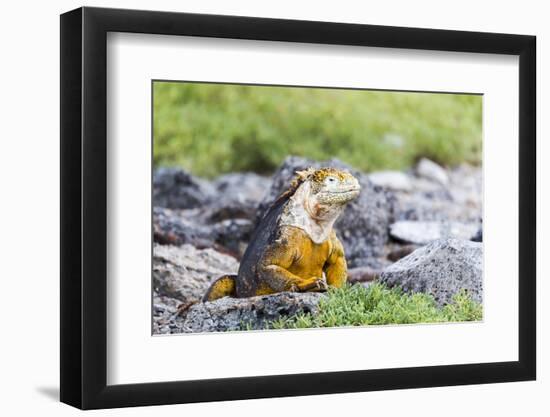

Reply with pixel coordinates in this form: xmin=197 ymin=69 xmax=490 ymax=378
xmin=326 ymin=176 xmax=337 ymax=183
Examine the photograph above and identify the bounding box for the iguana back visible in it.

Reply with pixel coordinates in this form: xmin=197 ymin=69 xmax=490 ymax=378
xmin=236 ymin=194 xmax=289 ymax=297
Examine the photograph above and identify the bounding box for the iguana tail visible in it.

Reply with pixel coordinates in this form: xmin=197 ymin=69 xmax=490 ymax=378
xmin=202 ymin=274 xmax=237 ymax=302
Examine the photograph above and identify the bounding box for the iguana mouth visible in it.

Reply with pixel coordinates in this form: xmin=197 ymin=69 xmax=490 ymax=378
xmin=317 ymin=187 xmax=360 ymax=204
xmin=319 ymin=186 xmax=360 ymax=197
xmin=325 ymin=187 xmax=360 ymax=194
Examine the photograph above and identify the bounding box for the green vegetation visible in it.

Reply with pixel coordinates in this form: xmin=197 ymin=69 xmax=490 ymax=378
xmin=153 ymin=82 xmax=482 ymax=178
xmin=270 ymin=283 xmax=482 ymax=329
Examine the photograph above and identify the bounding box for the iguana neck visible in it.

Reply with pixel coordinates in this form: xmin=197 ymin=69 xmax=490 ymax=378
xmin=279 ymin=181 xmax=344 ymax=244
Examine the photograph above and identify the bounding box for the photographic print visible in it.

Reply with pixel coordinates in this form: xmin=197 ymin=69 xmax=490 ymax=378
xmin=152 ymin=81 xmax=483 ymax=335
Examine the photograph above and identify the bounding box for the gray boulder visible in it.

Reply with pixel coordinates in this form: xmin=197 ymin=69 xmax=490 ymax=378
xmin=257 ymin=156 xmax=392 ymax=268
xmin=153 ymin=244 xmax=239 ymax=306
xmin=368 ymin=171 xmax=413 ymax=191
xmin=416 ymin=158 xmax=449 ymax=186
xmin=380 ymin=238 xmax=482 ymax=306
xmin=389 ymin=220 xmax=480 ymax=245
xmin=153 ymin=168 xmax=215 ymax=209
xmin=391 ymin=164 xmax=482 ymax=223
xmin=182 ymin=292 xmax=324 ymax=333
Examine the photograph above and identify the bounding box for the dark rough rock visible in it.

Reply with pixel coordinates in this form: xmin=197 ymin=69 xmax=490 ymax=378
xmin=347 ymin=267 xmax=380 ymax=283
xmin=152 ymin=170 xmax=266 ymax=255
xmin=201 ymin=202 xmax=258 ymax=223
xmin=153 ymin=168 xmax=215 ymax=209
xmin=153 ymin=243 xmax=239 ymax=306
xmin=153 ymin=207 xmax=216 ymax=248
xmin=153 ymin=207 xmax=253 ymax=257
xmin=471 ymin=227 xmax=483 ymax=242
xmin=256 ymin=156 xmax=392 ymax=268
xmin=386 ymin=244 xmax=420 ymax=262
xmin=380 ymin=238 xmax=483 ymax=306
xmin=211 ymin=218 xmax=254 ymax=257
xmin=200 ymin=173 xmax=272 ymax=223
xmin=153 ymin=293 xmax=187 ymax=335
xmin=213 ymin=172 xmax=271 ymax=206
xmin=182 ymin=292 xmax=324 ymax=333
xmin=389 ymin=220 xmax=480 ymax=245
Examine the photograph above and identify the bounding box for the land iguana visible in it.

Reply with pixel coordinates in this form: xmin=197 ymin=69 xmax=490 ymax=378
xmin=202 ymin=167 xmax=361 ymax=301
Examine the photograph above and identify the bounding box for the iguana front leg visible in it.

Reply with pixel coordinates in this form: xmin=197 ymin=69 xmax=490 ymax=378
xmin=324 ymin=234 xmax=347 ymax=288
xmin=262 ymin=265 xmax=326 ymax=292
xmin=258 ymin=237 xmax=325 ymax=293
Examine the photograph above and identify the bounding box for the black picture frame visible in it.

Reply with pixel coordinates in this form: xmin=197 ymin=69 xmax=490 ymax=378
xmin=60 ymin=6 xmax=536 ymax=410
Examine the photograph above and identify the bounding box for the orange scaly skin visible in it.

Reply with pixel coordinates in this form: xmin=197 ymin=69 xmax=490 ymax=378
xmin=255 ymin=226 xmax=346 ymax=294
xmin=203 ymin=167 xmax=360 ymax=301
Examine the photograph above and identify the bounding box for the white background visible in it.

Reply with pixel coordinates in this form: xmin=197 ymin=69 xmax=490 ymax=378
xmin=108 ymin=34 xmax=519 ymax=384
xmin=0 ymin=0 xmax=546 ymax=416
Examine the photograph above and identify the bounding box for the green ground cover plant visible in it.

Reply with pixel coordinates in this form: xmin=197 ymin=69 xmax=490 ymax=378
xmin=269 ymin=283 xmax=482 ymax=329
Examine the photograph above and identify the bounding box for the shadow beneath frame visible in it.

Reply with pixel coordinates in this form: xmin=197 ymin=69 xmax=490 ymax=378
xmin=35 ymin=386 xmax=59 ymax=401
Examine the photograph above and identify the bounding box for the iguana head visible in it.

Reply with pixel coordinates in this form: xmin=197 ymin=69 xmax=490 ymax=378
xmin=279 ymin=167 xmax=360 ymax=242
xmin=304 ymin=167 xmax=361 ymax=205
